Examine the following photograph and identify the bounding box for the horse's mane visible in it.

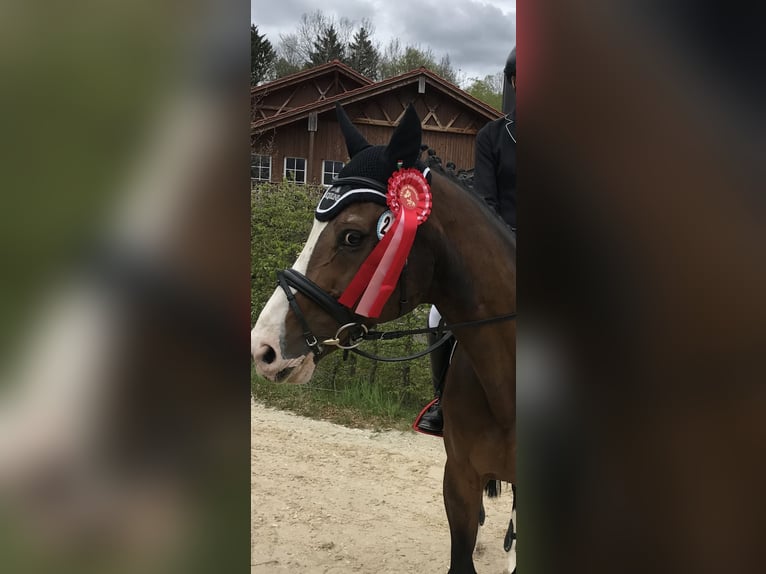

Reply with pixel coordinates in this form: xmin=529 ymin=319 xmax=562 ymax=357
xmin=431 ymin=171 xmax=516 ymax=256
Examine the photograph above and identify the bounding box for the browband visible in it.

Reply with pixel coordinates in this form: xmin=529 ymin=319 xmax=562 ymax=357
xmin=330 ymin=176 xmax=387 ymax=192
xmin=315 ymin=178 xmax=388 ymax=221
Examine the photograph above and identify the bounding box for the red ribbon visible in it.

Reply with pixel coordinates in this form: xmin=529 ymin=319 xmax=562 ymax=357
xmin=339 ymin=168 xmax=431 ymax=318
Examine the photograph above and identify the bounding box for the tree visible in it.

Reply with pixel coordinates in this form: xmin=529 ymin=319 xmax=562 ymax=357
xmin=346 ymin=22 xmax=380 ymax=79
xmin=273 ymin=57 xmax=301 ymax=78
xmin=464 ymin=72 xmax=504 ymax=111
xmin=272 ymin=10 xmax=457 ymax=82
xmin=379 ymin=39 xmax=458 ymax=81
xmin=274 ymin=10 xmax=355 ymax=77
xmin=434 ymin=54 xmax=458 ymax=85
xmin=309 ymin=24 xmax=346 ymax=66
xmin=379 ymin=40 xmax=423 ymax=78
xmin=251 ymin=24 xmax=275 ymax=86
xmin=281 ymin=10 xmax=328 ymax=66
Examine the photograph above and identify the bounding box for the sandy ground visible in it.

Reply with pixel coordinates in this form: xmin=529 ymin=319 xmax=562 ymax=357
xmin=252 ymin=400 xmax=514 ymax=573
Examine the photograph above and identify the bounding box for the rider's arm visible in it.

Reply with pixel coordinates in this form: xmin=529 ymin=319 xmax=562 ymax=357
xmin=473 ymin=123 xmax=499 ymax=215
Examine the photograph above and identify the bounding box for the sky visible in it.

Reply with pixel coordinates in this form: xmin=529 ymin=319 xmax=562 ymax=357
xmin=251 ymin=0 xmax=516 ymax=84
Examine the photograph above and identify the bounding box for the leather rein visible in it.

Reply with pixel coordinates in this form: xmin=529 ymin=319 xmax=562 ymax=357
xmin=277 ymin=268 xmax=516 ymax=363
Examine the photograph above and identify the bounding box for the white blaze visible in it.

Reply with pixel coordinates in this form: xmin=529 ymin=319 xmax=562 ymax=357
xmin=251 ymin=220 xmax=328 ymax=368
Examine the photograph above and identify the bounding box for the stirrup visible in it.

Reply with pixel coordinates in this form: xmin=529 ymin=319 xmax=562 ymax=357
xmin=412 ymin=398 xmax=443 ymax=437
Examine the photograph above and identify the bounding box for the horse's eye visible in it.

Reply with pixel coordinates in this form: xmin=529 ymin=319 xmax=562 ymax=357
xmin=341 ymin=230 xmax=364 ymax=247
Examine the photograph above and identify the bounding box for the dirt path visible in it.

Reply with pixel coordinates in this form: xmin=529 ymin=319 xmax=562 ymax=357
xmin=252 ymin=400 xmax=514 ymax=573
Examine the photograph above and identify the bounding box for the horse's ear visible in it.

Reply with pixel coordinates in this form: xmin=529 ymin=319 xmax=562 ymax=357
xmin=336 ymin=103 xmax=371 ymax=158
xmin=384 ymin=104 xmax=422 ymax=167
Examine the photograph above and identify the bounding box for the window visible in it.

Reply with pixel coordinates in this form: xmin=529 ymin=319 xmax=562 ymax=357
xmin=251 ymin=154 xmax=271 ymax=182
xmin=283 ymin=157 xmax=306 ymax=184
xmin=322 ymin=160 xmax=345 ymax=186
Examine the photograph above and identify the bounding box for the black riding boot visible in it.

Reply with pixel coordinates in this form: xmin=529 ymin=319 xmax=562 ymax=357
xmin=416 ymin=333 xmax=454 ymax=434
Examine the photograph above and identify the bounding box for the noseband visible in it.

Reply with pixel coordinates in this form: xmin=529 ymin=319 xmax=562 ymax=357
xmin=277 ymin=268 xmax=367 ymax=356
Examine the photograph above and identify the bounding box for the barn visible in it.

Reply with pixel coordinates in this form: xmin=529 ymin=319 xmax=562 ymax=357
xmin=251 ymin=60 xmax=502 ymax=187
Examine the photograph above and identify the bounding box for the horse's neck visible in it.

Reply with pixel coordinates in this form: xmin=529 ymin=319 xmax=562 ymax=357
xmin=425 ymin=176 xmax=516 ymax=428
xmin=426 ymin=177 xmax=516 ymax=323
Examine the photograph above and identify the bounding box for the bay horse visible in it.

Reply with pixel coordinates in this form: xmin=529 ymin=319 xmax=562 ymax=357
xmin=251 ymin=103 xmax=516 ymax=573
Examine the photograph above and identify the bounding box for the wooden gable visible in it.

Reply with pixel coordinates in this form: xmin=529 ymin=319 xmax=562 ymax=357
xmin=347 ymin=81 xmax=491 ymax=135
xmin=251 ymin=60 xmax=372 ymax=124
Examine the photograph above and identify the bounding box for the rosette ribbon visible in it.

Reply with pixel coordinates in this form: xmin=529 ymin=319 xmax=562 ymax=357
xmin=338 ymin=168 xmax=432 ymax=318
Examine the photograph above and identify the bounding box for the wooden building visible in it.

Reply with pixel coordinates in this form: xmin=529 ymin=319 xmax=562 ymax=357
xmin=251 ymin=60 xmax=502 ymax=187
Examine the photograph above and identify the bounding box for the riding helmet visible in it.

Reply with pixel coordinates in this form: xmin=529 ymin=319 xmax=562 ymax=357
xmin=504 ymin=46 xmax=516 ymax=82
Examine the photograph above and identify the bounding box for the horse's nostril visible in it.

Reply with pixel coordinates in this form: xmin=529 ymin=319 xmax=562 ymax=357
xmin=260 ymin=345 xmax=276 ymax=365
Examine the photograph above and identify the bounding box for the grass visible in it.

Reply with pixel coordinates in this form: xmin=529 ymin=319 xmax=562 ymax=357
xmin=251 ymin=365 xmax=423 ymax=433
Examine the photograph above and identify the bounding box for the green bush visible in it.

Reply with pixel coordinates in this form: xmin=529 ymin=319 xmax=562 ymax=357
xmin=251 ymin=182 xmax=433 ymax=428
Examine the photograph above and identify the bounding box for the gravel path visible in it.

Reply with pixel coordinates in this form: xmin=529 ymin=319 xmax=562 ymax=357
xmin=252 ymin=400 xmax=514 ymax=573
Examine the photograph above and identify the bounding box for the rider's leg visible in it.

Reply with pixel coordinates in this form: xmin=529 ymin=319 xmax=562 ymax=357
xmin=429 ymin=329 xmax=452 ymax=398
xmin=417 ymin=306 xmax=453 ymax=434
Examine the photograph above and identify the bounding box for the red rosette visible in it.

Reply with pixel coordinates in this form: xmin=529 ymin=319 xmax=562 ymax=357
xmin=338 ymin=168 xmax=432 ymax=318
xmin=386 ymin=168 xmax=432 ymax=224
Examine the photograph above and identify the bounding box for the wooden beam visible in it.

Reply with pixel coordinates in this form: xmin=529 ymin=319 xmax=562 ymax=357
xmin=352 ymin=117 xmax=478 ymax=134
xmin=421 ymin=125 xmax=478 ymax=135
xmin=276 ymin=88 xmax=297 ymax=115
xmin=350 ymin=118 xmax=396 ymax=128
xmin=378 ymin=100 xmax=392 ymax=123
xmin=423 ymin=101 xmax=442 ymax=127
xmin=308 ymin=130 xmax=315 ymax=183
xmin=394 ymin=98 xmax=408 ymax=123
xmin=445 ymin=112 xmax=461 ymax=129
xmin=314 ymin=79 xmax=331 ymax=101
xmin=258 ymin=104 xmax=294 ymax=112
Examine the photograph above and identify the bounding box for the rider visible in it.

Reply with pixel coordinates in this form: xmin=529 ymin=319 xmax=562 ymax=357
xmin=474 ymin=46 xmax=517 ymax=233
xmin=416 ymin=47 xmax=516 ymax=435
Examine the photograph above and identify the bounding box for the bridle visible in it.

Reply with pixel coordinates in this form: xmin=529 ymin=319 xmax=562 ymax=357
xmin=276 ymin=267 xmax=517 ymax=363
xmin=277 ymin=171 xmax=516 ymax=363
xmin=277 ymin=268 xmax=362 ymax=356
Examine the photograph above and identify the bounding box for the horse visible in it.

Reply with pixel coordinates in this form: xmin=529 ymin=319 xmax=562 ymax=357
xmin=251 ymin=103 xmax=516 ymax=574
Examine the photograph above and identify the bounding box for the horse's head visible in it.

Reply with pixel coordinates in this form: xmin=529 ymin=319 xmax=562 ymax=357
xmin=252 ymin=103 xmax=436 ymax=384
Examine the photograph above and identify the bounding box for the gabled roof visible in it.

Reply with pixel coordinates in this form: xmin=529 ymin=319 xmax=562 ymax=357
xmin=251 ymin=59 xmax=373 ymax=95
xmin=252 ymin=66 xmax=502 ymax=132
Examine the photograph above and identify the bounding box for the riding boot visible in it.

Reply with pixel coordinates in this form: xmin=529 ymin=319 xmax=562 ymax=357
xmin=416 ymin=333 xmax=454 ymax=434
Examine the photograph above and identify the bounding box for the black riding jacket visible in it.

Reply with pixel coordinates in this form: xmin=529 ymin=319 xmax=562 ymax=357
xmin=473 ymin=111 xmax=516 ymax=230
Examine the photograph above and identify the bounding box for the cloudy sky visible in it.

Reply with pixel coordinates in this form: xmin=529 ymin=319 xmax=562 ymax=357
xmin=252 ymin=0 xmax=515 ymax=84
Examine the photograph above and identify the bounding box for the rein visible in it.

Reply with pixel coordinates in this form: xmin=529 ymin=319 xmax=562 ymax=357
xmin=277 ymin=268 xmax=517 ymax=363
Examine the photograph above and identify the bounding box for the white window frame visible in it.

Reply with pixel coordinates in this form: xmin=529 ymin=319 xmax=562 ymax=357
xmin=251 ymin=154 xmax=272 ymax=183
xmin=322 ymin=160 xmax=345 ymax=187
xmin=283 ymin=157 xmax=307 ymax=184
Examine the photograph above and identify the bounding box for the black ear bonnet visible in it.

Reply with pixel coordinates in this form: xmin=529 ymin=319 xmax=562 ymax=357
xmin=315 ymin=103 xmax=431 ymax=222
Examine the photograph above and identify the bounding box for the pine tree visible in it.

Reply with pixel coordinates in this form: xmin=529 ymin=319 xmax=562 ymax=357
xmin=251 ymin=24 xmax=275 ymax=85
xmin=347 ymin=25 xmax=379 ymax=79
xmin=308 ymin=24 xmax=345 ymax=66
